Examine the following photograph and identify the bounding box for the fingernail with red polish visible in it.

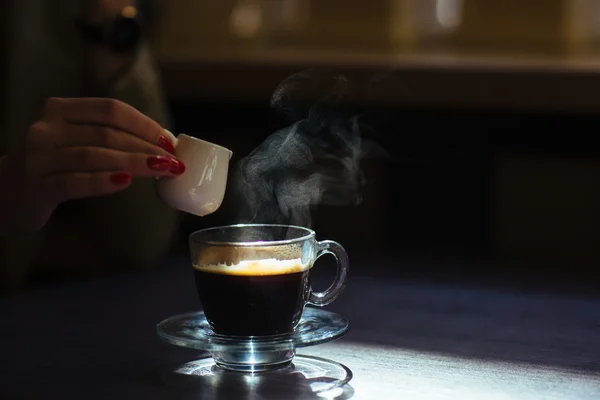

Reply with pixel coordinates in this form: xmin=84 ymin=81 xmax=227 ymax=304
xmin=147 ymin=155 xmax=171 ymax=171
xmin=170 ymin=158 xmax=186 ymax=175
xmin=158 ymin=135 xmax=175 ymax=154
xmin=110 ymin=172 xmax=131 ymax=186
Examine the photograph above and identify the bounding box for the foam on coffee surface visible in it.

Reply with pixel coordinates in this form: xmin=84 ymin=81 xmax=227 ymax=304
xmin=193 ymin=244 xmax=311 ymax=275
xmin=194 ymin=258 xmax=309 ymax=276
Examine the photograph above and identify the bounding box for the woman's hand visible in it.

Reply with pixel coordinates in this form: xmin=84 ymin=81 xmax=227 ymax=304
xmin=0 ymin=97 xmax=185 ymax=234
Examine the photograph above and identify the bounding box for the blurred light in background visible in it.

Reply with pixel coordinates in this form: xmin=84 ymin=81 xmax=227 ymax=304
xmin=230 ymin=0 xmax=264 ymax=38
xmin=153 ymin=0 xmax=600 ymax=61
xmin=269 ymin=0 xmax=311 ymax=32
xmin=436 ymin=0 xmax=462 ymax=29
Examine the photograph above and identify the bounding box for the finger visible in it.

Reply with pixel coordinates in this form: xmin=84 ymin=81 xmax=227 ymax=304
xmin=53 ymin=124 xmax=171 ymax=156
xmin=163 ymin=129 xmax=178 ymax=144
xmin=45 ymin=171 xmax=133 ymax=203
xmin=36 ymin=147 xmax=186 ymax=177
xmin=44 ymin=97 xmax=171 ymax=150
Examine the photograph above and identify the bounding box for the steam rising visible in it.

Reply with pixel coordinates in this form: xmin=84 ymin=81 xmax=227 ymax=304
xmin=232 ymin=70 xmax=381 ymax=228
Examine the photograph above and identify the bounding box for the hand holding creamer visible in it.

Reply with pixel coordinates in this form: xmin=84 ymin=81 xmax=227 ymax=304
xmin=155 ymin=132 xmax=232 ymax=216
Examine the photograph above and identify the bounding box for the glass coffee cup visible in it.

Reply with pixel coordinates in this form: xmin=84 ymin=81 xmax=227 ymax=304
xmin=189 ymin=224 xmax=349 ymax=337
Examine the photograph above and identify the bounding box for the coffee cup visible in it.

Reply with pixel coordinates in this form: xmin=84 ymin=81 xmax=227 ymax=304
xmin=189 ymin=224 xmax=349 ymax=336
xmin=155 ymin=134 xmax=232 ymax=216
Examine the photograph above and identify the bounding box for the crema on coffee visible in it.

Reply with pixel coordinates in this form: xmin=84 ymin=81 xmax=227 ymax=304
xmin=193 ymin=258 xmax=311 ymax=336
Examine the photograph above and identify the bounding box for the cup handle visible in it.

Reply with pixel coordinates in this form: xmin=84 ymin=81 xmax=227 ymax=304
xmin=307 ymin=240 xmax=349 ymax=306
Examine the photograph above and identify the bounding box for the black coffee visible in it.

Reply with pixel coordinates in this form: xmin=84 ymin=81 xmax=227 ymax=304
xmin=194 ymin=262 xmax=310 ymax=336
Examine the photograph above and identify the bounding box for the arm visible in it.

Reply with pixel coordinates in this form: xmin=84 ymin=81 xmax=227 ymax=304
xmin=1 ymin=1 xmax=181 ymax=289
xmin=45 ymin=0 xmax=180 ymax=271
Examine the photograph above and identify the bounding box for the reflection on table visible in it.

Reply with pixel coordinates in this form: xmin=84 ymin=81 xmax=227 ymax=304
xmin=1 ymin=258 xmax=599 ymax=399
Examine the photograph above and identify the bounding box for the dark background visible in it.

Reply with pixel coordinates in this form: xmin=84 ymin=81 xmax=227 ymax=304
xmin=4 ymin=0 xmax=600 ymax=294
xmin=165 ymin=83 xmax=600 ymax=293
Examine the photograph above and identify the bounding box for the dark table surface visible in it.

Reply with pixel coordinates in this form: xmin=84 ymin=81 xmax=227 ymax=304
xmin=1 ymin=255 xmax=600 ymax=399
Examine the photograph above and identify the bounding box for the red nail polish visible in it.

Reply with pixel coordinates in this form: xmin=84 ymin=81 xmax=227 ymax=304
xmin=110 ymin=172 xmax=131 ymax=186
xmin=158 ymin=135 xmax=175 ymax=154
xmin=170 ymin=158 xmax=186 ymax=175
xmin=147 ymin=155 xmax=171 ymax=170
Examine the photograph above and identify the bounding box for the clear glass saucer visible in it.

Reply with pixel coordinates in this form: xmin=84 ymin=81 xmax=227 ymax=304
xmin=161 ymin=355 xmax=353 ymax=395
xmin=156 ymin=307 xmax=349 ymax=374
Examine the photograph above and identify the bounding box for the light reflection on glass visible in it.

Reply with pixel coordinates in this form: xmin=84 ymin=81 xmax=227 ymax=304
xmin=317 ymin=387 xmax=345 ymax=399
xmin=243 ymin=373 xmax=260 ymax=387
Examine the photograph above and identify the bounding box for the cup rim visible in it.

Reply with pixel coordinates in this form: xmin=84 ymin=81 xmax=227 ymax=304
xmin=178 ymin=133 xmax=233 ymax=156
xmin=189 ymin=224 xmax=316 ymax=246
